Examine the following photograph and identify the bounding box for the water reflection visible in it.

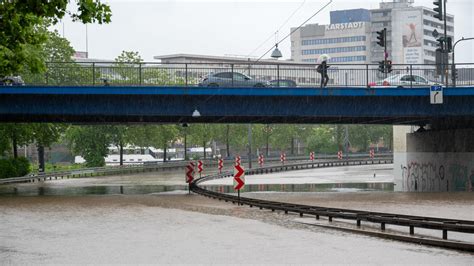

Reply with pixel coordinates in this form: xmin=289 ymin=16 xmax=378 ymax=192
xmin=202 ymin=182 xmax=394 ymax=193
xmin=0 ymin=184 xmax=187 ymax=196
xmin=0 ymin=182 xmax=393 ymax=197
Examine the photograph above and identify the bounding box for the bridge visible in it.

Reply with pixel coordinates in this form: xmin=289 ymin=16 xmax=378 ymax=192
xmin=1 ymin=61 xmax=473 ymax=193
xmin=1 ymin=85 xmax=474 ymax=125
xmin=2 ymin=61 xmax=474 ymax=125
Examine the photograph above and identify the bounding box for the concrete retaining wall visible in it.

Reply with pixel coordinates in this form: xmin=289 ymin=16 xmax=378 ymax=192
xmin=394 ymin=127 xmax=474 ymax=192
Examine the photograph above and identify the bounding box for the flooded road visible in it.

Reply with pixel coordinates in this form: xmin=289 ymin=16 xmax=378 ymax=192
xmin=1 ymin=165 xmax=473 ymax=263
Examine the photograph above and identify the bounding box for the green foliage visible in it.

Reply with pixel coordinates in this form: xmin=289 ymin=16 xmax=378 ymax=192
xmin=31 ymin=123 xmax=67 ymax=147
xmin=0 ymin=124 xmax=34 ymax=157
xmin=115 ymin=51 xmax=143 ymax=64
xmin=111 ymin=50 xmax=143 ymax=84
xmin=0 ymin=159 xmax=16 ymax=179
xmin=12 ymin=157 xmax=31 ymax=176
xmin=66 ymin=126 xmax=112 ymax=167
xmin=20 ymin=29 xmax=89 ymax=85
xmin=306 ymin=126 xmax=337 ymax=154
xmin=0 ymin=0 xmax=111 ymax=76
xmin=188 ymin=124 xmax=215 ymax=158
xmin=348 ymin=125 xmax=393 ymax=151
xmin=127 ymin=125 xmax=156 ymax=152
xmin=0 ymin=157 xmax=31 ymax=179
xmin=212 ymin=124 xmax=247 ymax=156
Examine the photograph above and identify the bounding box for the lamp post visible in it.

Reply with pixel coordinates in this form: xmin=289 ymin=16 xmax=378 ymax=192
xmin=451 ymin=37 xmax=474 ymax=87
xmin=248 ymin=124 xmax=252 ymax=169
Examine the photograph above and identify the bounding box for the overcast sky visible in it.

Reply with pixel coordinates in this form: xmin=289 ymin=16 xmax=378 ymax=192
xmin=53 ymin=0 xmax=474 ymax=63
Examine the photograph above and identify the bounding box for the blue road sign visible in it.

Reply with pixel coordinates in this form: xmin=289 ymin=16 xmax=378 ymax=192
xmin=431 ymin=85 xmax=442 ymax=92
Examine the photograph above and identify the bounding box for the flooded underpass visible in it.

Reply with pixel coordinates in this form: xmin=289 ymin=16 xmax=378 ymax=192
xmin=1 ymin=164 xmax=473 ymax=263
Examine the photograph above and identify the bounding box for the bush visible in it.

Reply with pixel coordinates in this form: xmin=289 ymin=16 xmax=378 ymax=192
xmin=0 ymin=157 xmax=31 ymax=179
xmin=0 ymin=159 xmax=17 ymax=179
xmin=12 ymin=157 xmax=31 ymax=176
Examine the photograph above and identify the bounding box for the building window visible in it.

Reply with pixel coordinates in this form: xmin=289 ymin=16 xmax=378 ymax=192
xmin=302 ymin=36 xmax=366 ymax=46
xmin=302 ymin=46 xmax=366 ymax=55
xmin=327 ymin=56 xmax=366 ymax=63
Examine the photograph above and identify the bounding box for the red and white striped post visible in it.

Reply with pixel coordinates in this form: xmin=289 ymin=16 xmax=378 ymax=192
xmin=235 ymin=155 xmax=241 ymax=166
xmin=185 ymin=162 xmax=195 ymax=194
xmin=369 ymin=149 xmax=375 ymax=159
xmin=218 ymin=158 xmax=223 ymax=174
xmin=337 ymin=151 xmax=343 ymax=160
xmin=280 ymin=152 xmax=286 ymax=165
xmin=197 ymin=160 xmax=203 ymax=178
xmin=258 ymin=154 xmax=264 ymax=167
xmin=310 ymin=151 xmax=315 ymax=161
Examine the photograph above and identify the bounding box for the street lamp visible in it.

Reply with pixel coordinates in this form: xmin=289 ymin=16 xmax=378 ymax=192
xmin=451 ymin=37 xmax=474 ymax=87
xmin=271 ymin=44 xmax=282 ymax=59
xmin=192 ymin=109 xmax=201 ymax=117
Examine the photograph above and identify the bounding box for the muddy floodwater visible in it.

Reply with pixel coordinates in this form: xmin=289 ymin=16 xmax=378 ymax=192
xmin=1 ymin=165 xmax=473 ymax=264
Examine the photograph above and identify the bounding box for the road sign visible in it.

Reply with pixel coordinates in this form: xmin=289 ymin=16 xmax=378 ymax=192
xmin=218 ymin=159 xmax=223 ymax=173
xmin=235 ymin=155 xmax=241 ymax=166
xmin=430 ymin=85 xmax=443 ymax=104
xmin=258 ymin=154 xmax=264 ymax=167
xmin=337 ymin=151 xmax=343 ymax=160
xmin=369 ymin=149 xmax=375 ymax=159
xmin=280 ymin=152 xmax=286 ymax=164
xmin=233 ymin=164 xmax=245 ymax=190
xmin=185 ymin=162 xmax=195 ymax=183
xmin=310 ymin=151 xmax=315 ymax=161
xmin=197 ymin=160 xmax=203 ymax=173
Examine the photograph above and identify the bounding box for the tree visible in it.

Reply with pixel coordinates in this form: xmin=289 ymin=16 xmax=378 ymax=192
xmin=31 ymin=124 xmax=67 ymax=171
xmin=127 ymin=125 xmax=156 ymax=154
xmin=0 ymin=1 xmax=111 ymax=77
xmin=212 ymin=124 xmax=247 ymax=158
xmin=106 ymin=125 xmax=131 ymax=166
xmin=152 ymin=125 xmax=179 ymax=162
xmin=112 ymin=50 xmax=143 ymax=84
xmin=306 ymin=126 xmax=337 ymax=154
xmin=0 ymin=124 xmax=33 ymax=158
xmin=66 ymin=126 xmax=112 ymax=167
xmin=188 ymin=124 xmax=215 ymax=159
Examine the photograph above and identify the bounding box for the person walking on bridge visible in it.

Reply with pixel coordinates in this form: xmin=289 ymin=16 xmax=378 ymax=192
xmin=316 ymin=54 xmax=330 ymax=88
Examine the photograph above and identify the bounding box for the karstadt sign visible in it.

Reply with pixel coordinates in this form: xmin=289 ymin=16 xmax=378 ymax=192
xmin=325 ymin=22 xmax=364 ymax=31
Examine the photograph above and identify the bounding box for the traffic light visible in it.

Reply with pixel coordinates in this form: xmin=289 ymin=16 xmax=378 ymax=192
xmin=446 ymin=36 xmax=452 ymax=53
xmin=386 ymin=60 xmax=393 ymax=73
xmin=433 ymin=0 xmax=443 ymax=21
xmin=378 ymin=61 xmax=385 ymax=73
xmin=376 ymin=28 xmax=386 ymax=47
xmin=436 ymin=36 xmax=445 ymax=51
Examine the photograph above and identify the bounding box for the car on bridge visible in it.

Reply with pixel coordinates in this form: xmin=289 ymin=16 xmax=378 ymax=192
xmin=368 ymin=74 xmax=440 ymax=88
xmin=0 ymin=76 xmax=25 ymax=86
xmin=269 ymin=79 xmax=297 ymax=87
xmin=199 ymin=72 xmax=269 ymax=87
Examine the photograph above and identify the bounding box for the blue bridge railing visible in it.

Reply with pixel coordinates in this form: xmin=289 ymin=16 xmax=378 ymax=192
xmin=18 ymin=61 xmax=474 ymax=88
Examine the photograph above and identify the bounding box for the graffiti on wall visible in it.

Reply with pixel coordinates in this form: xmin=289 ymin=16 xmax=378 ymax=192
xmin=401 ymin=161 xmax=474 ymax=192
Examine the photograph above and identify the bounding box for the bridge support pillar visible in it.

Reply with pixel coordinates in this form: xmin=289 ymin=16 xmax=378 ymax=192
xmin=394 ymin=126 xmax=474 ymax=192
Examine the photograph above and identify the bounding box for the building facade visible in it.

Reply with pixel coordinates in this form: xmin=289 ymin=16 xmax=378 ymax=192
xmin=290 ymin=20 xmax=371 ymax=64
xmin=291 ymin=0 xmax=454 ymax=71
xmin=370 ymin=0 xmax=454 ymax=66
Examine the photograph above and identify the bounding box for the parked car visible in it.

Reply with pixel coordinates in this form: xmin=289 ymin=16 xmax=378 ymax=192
xmin=269 ymin=79 xmax=297 ymax=87
xmin=368 ymin=74 xmax=440 ymax=88
xmin=199 ymin=72 xmax=269 ymax=87
xmin=0 ymin=76 xmax=25 ymax=86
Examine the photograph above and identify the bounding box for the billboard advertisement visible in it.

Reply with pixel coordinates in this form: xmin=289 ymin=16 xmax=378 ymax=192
xmin=400 ymin=10 xmax=423 ymax=64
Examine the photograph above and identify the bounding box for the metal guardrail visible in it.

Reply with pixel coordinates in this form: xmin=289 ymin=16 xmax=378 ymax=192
xmin=0 ymin=154 xmax=392 ymax=185
xmin=21 ymin=62 xmax=474 ymax=88
xmin=191 ymin=158 xmax=474 ymax=251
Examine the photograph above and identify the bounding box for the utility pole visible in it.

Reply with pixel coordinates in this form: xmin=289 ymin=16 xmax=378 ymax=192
xmin=247 ymin=124 xmax=252 ymax=169
xmin=443 ymin=0 xmax=448 ymax=87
